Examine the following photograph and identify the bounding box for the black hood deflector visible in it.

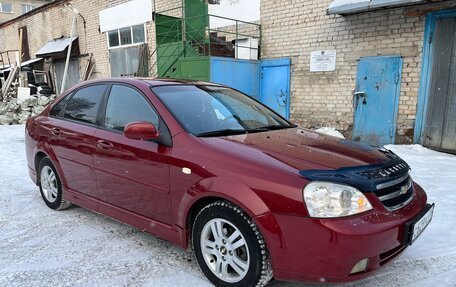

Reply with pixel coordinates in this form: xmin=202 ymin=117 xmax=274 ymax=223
xmin=299 ymin=150 xmax=410 ymax=192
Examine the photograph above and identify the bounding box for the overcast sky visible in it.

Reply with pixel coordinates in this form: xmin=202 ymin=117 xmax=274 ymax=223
xmin=209 ymin=0 xmax=260 ymax=28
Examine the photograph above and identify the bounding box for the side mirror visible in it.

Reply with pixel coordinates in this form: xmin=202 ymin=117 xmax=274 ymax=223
xmin=124 ymin=121 xmax=160 ymax=141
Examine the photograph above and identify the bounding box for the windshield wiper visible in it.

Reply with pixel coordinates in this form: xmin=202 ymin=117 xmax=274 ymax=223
xmin=196 ymin=129 xmax=248 ymax=137
xmin=252 ymin=124 xmax=297 ymax=131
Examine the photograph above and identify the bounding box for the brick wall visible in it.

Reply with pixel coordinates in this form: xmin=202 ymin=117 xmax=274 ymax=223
xmin=260 ymin=0 xmax=426 ymax=143
xmin=0 ymin=0 xmax=51 ymax=24
xmin=0 ymin=0 xmax=180 ymax=80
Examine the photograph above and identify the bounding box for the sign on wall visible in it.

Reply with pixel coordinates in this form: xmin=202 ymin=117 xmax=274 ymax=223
xmin=310 ymin=50 xmax=337 ymax=72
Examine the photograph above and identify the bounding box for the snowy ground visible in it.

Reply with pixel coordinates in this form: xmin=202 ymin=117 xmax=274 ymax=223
xmin=0 ymin=124 xmax=455 ymax=287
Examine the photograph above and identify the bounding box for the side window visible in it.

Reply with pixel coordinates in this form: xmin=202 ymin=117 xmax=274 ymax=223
xmin=50 ymin=94 xmax=71 ymax=117
xmin=104 ymin=85 xmax=159 ymax=132
xmin=64 ymin=85 xmax=106 ymax=125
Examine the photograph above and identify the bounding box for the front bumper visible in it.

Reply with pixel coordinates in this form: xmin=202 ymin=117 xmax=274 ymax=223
xmin=255 ymin=182 xmax=429 ymax=283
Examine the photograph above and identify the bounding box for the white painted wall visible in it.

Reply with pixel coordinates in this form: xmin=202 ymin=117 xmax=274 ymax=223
xmin=99 ymin=0 xmax=153 ymax=32
xmin=208 ymin=0 xmax=260 ymax=28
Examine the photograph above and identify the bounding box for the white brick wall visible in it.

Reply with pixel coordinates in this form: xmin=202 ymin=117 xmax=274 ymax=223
xmin=260 ymin=0 xmax=425 ymax=143
xmin=0 ymin=0 xmax=180 ymax=79
xmin=0 ymin=0 xmax=426 ymax=143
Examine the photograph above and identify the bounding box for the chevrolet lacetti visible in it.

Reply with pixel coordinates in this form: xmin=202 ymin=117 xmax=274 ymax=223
xmin=25 ymin=78 xmax=434 ymax=286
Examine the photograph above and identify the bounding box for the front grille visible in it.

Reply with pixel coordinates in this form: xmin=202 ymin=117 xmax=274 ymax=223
xmin=379 ymin=244 xmax=407 ymax=266
xmin=357 ymin=161 xmax=409 ymax=179
xmin=374 ymin=173 xmax=414 ymax=211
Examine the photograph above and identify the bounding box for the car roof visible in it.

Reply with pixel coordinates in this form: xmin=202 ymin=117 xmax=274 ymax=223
xmin=76 ymin=77 xmax=224 ymax=88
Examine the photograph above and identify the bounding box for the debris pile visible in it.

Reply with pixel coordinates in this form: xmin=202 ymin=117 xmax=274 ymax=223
xmin=0 ymin=77 xmax=56 ymax=125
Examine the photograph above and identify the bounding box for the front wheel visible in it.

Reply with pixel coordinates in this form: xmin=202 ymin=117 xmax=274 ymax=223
xmin=192 ymin=201 xmax=272 ymax=287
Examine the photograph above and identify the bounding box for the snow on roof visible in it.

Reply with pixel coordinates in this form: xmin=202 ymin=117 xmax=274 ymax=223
xmin=327 ymin=0 xmax=425 ymax=15
xmin=35 ymin=36 xmax=78 ymax=57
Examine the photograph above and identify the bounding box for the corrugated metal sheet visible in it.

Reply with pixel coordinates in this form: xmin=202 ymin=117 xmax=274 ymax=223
xmin=1 ymin=58 xmax=43 ymax=72
xmin=36 ymin=37 xmax=78 ymax=57
xmin=327 ymin=0 xmax=425 ymax=15
xmin=423 ymin=17 xmax=456 ymax=152
xmin=54 ymin=60 xmax=80 ymax=93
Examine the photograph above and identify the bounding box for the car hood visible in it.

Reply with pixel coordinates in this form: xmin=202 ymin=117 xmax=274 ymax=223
xmin=200 ymin=128 xmax=390 ymax=171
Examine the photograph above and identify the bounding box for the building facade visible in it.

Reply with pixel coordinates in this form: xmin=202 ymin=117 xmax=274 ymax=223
xmin=0 ymin=0 xmax=53 ymax=24
xmin=260 ymin=0 xmax=456 ymax=152
xmin=0 ymin=0 xmax=455 ymax=152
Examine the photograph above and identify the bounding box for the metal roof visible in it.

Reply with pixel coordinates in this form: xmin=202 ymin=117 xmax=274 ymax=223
xmin=327 ymin=0 xmax=426 ymax=15
xmin=0 ymin=58 xmax=43 ymax=72
xmin=35 ymin=36 xmax=78 ymax=57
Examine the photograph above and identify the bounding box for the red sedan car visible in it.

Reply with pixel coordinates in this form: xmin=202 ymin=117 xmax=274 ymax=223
xmin=25 ymin=78 xmax=434 ymax=286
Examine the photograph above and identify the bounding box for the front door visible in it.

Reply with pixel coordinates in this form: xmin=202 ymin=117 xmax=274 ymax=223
xmin=422 ymin=16 xmax=456 ymax=152
xmin=93 ymin=84 xmax=171 ymax=223
xmin=353 ymin=56 xmax=403 ymax=146
xmin=260 ymin=58 xmax=291 ymax=119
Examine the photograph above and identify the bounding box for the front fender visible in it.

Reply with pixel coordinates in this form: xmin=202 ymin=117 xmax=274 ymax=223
xmin=176 ymin=176 xmax=286 ymax=272
xmin=177 ymin=176 xmax=272 ymax=229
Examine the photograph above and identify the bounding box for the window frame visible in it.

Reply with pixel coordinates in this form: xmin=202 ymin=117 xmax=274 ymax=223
xmin=100 ymin=84 xmax=160 ymax=134
xmin=106 ymin=24 xmax=147 ymax=50
xmin=151 ymin=84 xmax=294 ymax=136
xmin=21 ymin=4 xmax=35 ymax=14
xmin=49 ymin=92 xmax=73 ymax=118
xmin=98 ymin=83 xmax=173 ymax=146
xmin=49 ymin=82 xmax=173 ymax=146
xmin=0 ymin=2 xmax=13 ymax=13
xmin=58 ymin=84 xmax=109 ymax=128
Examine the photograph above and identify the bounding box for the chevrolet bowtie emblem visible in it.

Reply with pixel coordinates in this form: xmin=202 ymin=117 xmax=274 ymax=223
xmin=400 ymin=184 xmax=408 ymax=195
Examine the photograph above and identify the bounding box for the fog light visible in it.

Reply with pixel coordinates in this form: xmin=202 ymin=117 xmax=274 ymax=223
xmin=350 ymin=259 xmax=368 ymax=274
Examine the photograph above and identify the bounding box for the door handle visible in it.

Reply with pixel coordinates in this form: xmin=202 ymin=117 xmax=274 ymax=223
xmin=50 ymin=127 xmax=62 ymax=136
xmin=97 ymin=140 xmax=114 ymax=150
xmin=353 ymin=91 xmax=366 ymax=108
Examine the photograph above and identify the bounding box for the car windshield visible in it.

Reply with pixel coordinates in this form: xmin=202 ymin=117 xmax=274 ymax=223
xmin=152 ymin=85 xmax=295 ymax=137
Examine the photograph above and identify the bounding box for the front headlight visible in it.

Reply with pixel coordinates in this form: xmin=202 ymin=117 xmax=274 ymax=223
xmin=303 ymin=182 xmax=373 ymax=218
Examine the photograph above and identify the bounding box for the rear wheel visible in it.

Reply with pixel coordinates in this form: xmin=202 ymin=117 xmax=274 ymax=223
xmin=192 ymin=201 xmax=272 ymax=287
xmin=38 ymin=157 xmax=71 ymax=210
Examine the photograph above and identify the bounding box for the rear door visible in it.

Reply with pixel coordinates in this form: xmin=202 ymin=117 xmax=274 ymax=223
xmin=93 ymin=84 xmax=172 ymax=223
xmin=47 ymin=84 xmax=107 ymax=199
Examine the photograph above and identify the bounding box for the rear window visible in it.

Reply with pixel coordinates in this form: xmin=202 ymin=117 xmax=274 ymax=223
xmin=64 ymin=85 xmax=106 ymax=125
xmin=50 ymin=94 xmax=70 ymax=117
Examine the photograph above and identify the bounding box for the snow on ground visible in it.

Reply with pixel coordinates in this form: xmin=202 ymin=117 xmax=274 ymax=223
xmin=0 ymin=125 xmax=455 ymax=287
xmin=315 ymin=127 xmax=345 ymax=139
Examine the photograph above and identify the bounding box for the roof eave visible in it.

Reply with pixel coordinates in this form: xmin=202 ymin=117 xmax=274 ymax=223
xmin=327 ymin=0 xmax=427 ymax=15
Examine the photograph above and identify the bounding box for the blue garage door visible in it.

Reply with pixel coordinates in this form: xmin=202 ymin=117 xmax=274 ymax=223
xmin=260 ymin=58 xmax=291 ymax=119
xmin=353 ymin=56 xmax=403 ymax=146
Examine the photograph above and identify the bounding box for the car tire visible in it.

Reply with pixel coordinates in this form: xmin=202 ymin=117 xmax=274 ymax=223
xmin=40 ymin=89 xmax=53 ymax=95
xmin=38 ymin=157 xmax=72 ymax=210
xmin=192 ymin=201 xmax=273 ymax=287
xmin=26 ymin=71 xmax=36 ymax=85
